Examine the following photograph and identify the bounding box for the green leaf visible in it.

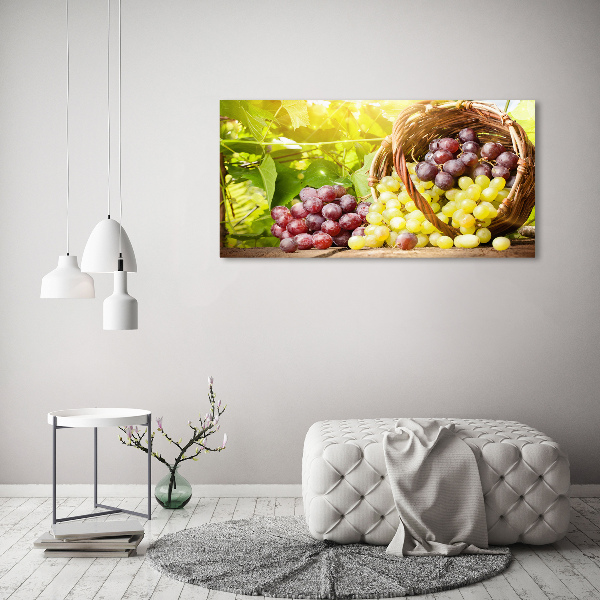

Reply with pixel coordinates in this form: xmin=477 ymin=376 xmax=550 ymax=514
xmin=303 ymin=159 xmax=346 ymax=188
xmin=221 ymin=100 xmax=268 ymax=140
xmin=227 ymin=164 xmax=264 ymax=189
xmin=524 ymin=207 xmax=535 ymax=226
xmin=509 ymin=101 xmax=535 ymax=144
xmin=257 ymin=154 xmax=277 ymax=207
xmin=271 ymin=162 xmax=305 ymax=208
xmin=281 ymin=100 xmax=310 ymax=129
xmin=351 ymin=152 xmax=377 ymax=199
xmin=220 ymin=140 xmax=263 ymax=156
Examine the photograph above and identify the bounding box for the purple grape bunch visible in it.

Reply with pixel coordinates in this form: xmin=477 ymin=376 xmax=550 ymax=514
xmin=419 ymin=128 xmax=519 ymax=190
xmin=270 ymin=184 xmax=367 ymax=253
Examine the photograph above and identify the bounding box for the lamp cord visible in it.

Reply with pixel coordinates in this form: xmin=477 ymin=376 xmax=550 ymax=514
xmin=107 ymin=0 xmax=111 ymax=219
xmin=66 ymin=0 xmax=70 ymax=255
xmin=118 ymin=0 xmax=123 ymax=256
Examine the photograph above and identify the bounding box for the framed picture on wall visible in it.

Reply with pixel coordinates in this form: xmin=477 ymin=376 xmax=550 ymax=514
xmin=219 ymin=100 xmax=535 ymax=258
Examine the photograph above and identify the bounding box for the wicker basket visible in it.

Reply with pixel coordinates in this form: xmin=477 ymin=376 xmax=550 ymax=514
xmin=368 ymin=100 xmax=535 ymax=238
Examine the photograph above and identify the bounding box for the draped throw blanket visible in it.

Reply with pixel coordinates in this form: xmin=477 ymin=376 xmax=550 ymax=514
xmin=383 ymin=418 xmax=502 ymax=556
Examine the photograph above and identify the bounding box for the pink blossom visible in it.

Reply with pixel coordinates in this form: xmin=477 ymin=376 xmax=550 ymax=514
xmin=156 ymin=416 xmax=163 ymax=431
xmin=208 ymin=375 xmax=214 ymax=386
xmin=125 ymin=426 xmax=133 ymax=439
xmin=223 ymin=433 xmax=228 ymax=447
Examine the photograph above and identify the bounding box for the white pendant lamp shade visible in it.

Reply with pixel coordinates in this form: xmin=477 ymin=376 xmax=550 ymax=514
xmin=103 ymin=270 xmax=138 ymax=330
xmin=41 ymin=255 xmax=95 ymax=299
xmin=81 ymin=218 xmax=137 ymax=273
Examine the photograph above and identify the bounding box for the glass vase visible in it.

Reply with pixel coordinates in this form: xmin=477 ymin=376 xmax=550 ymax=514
xmin=154 ymin=467 xmax=192 ymax=509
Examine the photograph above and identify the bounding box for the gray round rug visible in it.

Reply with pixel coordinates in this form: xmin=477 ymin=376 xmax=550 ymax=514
xmin=147 ymin=516 xmax=511 ymax=598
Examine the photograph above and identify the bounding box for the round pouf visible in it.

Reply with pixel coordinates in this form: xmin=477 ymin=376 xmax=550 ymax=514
xmin=147 ymin=516 xmax=511 ymax=598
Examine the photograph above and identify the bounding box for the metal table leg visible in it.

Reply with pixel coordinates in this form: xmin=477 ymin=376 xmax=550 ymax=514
xmin=53 ymin=418 xmax=152 ymax=523
xmin=147 ymin=413 xmax=152 ymax=519
xmin=52 ymin=416 xmax=57 ymax=525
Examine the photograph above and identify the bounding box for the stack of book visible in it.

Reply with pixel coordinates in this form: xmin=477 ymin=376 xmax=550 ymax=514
xmin=35 ymin=520 xmax=144 ymax=558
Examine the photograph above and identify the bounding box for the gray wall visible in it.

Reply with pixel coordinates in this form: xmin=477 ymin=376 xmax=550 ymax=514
xmin=1 ymin=0 xmax=598 ymax=486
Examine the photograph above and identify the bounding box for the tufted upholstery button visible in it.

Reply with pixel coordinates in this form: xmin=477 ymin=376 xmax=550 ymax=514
xmin=303 ymin=417 xmax=570 ymax=546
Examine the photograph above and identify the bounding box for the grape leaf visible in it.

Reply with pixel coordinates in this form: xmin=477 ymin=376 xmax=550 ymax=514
xmin=226 ymin=164 xmax=264 ymax=189
xmin=257 ymin=154 xmax=277 ymax=207
xmin=221 ymin=100 xmax=268 ymax=140
xmin=281 ymin=100 xmax=310 ymax=129
xmin=271 ymin=162 xmax=305 ymax=208
xmin=302 ymin=159 xmax=351 ymax=189
xmin=509 ymin=100 xmax=535 ymax=144
xmin=351 ymin=152 xmax=377 ymax=199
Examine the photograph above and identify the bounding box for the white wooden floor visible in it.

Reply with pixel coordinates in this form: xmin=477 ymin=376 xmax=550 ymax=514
xmin=0 ymin=496 xmax=599 ymax=600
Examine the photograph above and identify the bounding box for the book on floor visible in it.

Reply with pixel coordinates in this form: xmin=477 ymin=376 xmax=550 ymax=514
xmin=51 ymin=519 xmax=144 ymax=540
xmin=43 ymin=548 xmax=136 ymax=558
xmin=34 ymin=532 xmax=143 ymax=550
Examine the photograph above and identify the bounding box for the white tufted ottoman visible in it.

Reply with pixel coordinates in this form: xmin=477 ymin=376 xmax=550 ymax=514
xmin=302 ymin=418 xmax=570 ymax=546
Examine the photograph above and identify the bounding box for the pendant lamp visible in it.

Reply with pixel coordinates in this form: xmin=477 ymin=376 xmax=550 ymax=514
xmin=81 ymin=0 xmax=136 ymax=275
xmin=103 ymin=0 xmax=138 ymax=330
xmin=41 ymin=0 xmax=94 ymax=299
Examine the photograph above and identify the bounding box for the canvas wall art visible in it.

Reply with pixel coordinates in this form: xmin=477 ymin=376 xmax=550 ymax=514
xmin=219 ymin=100 xmax=535 ymax=258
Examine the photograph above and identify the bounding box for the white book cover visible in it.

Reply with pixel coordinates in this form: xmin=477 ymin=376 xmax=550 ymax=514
xmin=35 ymin=532 xmax=143 ymax=550
xmin=44 ymin=548 xmax=135 ymax=558
xmin=51 ymin=519 xmax=144 ymax=540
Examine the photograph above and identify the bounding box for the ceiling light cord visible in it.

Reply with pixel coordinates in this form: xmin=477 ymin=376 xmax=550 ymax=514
xmin=118 ymin=0 xmax=123 ymax=257
xmin=107 ymin=0 xmax=111 ymax=219
xmin=66 ymin=0 xmax=70 ymax=255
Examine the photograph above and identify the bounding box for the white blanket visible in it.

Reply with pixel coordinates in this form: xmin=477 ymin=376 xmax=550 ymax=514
xmin=383 ymin=418 xmax=501 ymax=556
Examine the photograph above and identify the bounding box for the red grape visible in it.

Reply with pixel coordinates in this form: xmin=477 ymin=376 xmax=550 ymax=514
xmin=459 ymin=152 xmax=479 ymax=167
xmin=280 ymin=238 xmax=298 ymax=253
xmin=416 ymin=161 xmax=438 ymax=182
xmin=462 ymin=141 xmax=480 ymax=155
xmin=481 ymin=142 xmax=504 ymax=160
xmin=271 ymin=205 xmax=290 ymax=221
xmin=429 ymin=139 xmax=441 ymax=152
xmin=424 ymin=151 xmax=436 ymax=164
xmin=443 ymin=159 xmax=465 ymax=177
xmin=395 ymin=232 xmax=418 ymax=250
xmin=322 ymin=203 xmax=343 ymax=221
xmin=290 ymin=202 xmax=309 ymax=219
xmin=496 ymin=151 xmax=519 ymax=169
xmin=339 ymin=194 xmax=358 ymax=213
xmin=299 ymin=187 xmax=318 ymax=202
xmin=295 ymin=233 xmax=314 ymax=250
xmin=332 ymin=184 xmax=346 ymax=198
xmin=287 ymin=219 xmax=308 ymax=235
xmin=356 ymin=202 xmax=370 ymax=219
xmin=339 ymin=213 xmax=362 ymax=231
xmin=433 ymin=150 xmax=453 ymax=165
xmin=305 ymin=213 xmax=325 ymax=232
xmin=492 ymin=165 xmax=510 ymax=179
xmin=281 ymin=230 xmax=293 ymax=239
xmin=438 ymin=138 xmax=460 ymax=153
xmin=276 ymin=212 xmax=293 ymax=228
xmin=312 ymin=231 xmax=333 ymax=250
xmin=303 ymin=197 xmax=324 ymax=214
xmin=321 ymin=220 xmax=342 ymax=236
xmin=458 ymin=128 xmax=479 ymax=143
xmin=352 ymin=226 xmax=366 ymax=237
xmin=317 ymin=185 xmax=337 ymax=203
xmin=435 ymin=171 xmax=454 ymax=190
xmin=271 ymin=223 xmax=285 ymax=238
xmin=332 ymin=231 xmax=351 ymax=247
xmin=505 ymin=174 xmax=517 ymax=188
xmin=473 ymin=162 xmax=493 ymax=178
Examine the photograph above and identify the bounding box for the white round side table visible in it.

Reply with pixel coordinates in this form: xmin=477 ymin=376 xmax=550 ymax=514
xmin=48 ymin=408 xmax=152 ymax=524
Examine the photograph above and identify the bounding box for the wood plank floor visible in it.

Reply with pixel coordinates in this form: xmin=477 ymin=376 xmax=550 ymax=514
xmin=0 ymin=496 xmax=598 ymax=599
